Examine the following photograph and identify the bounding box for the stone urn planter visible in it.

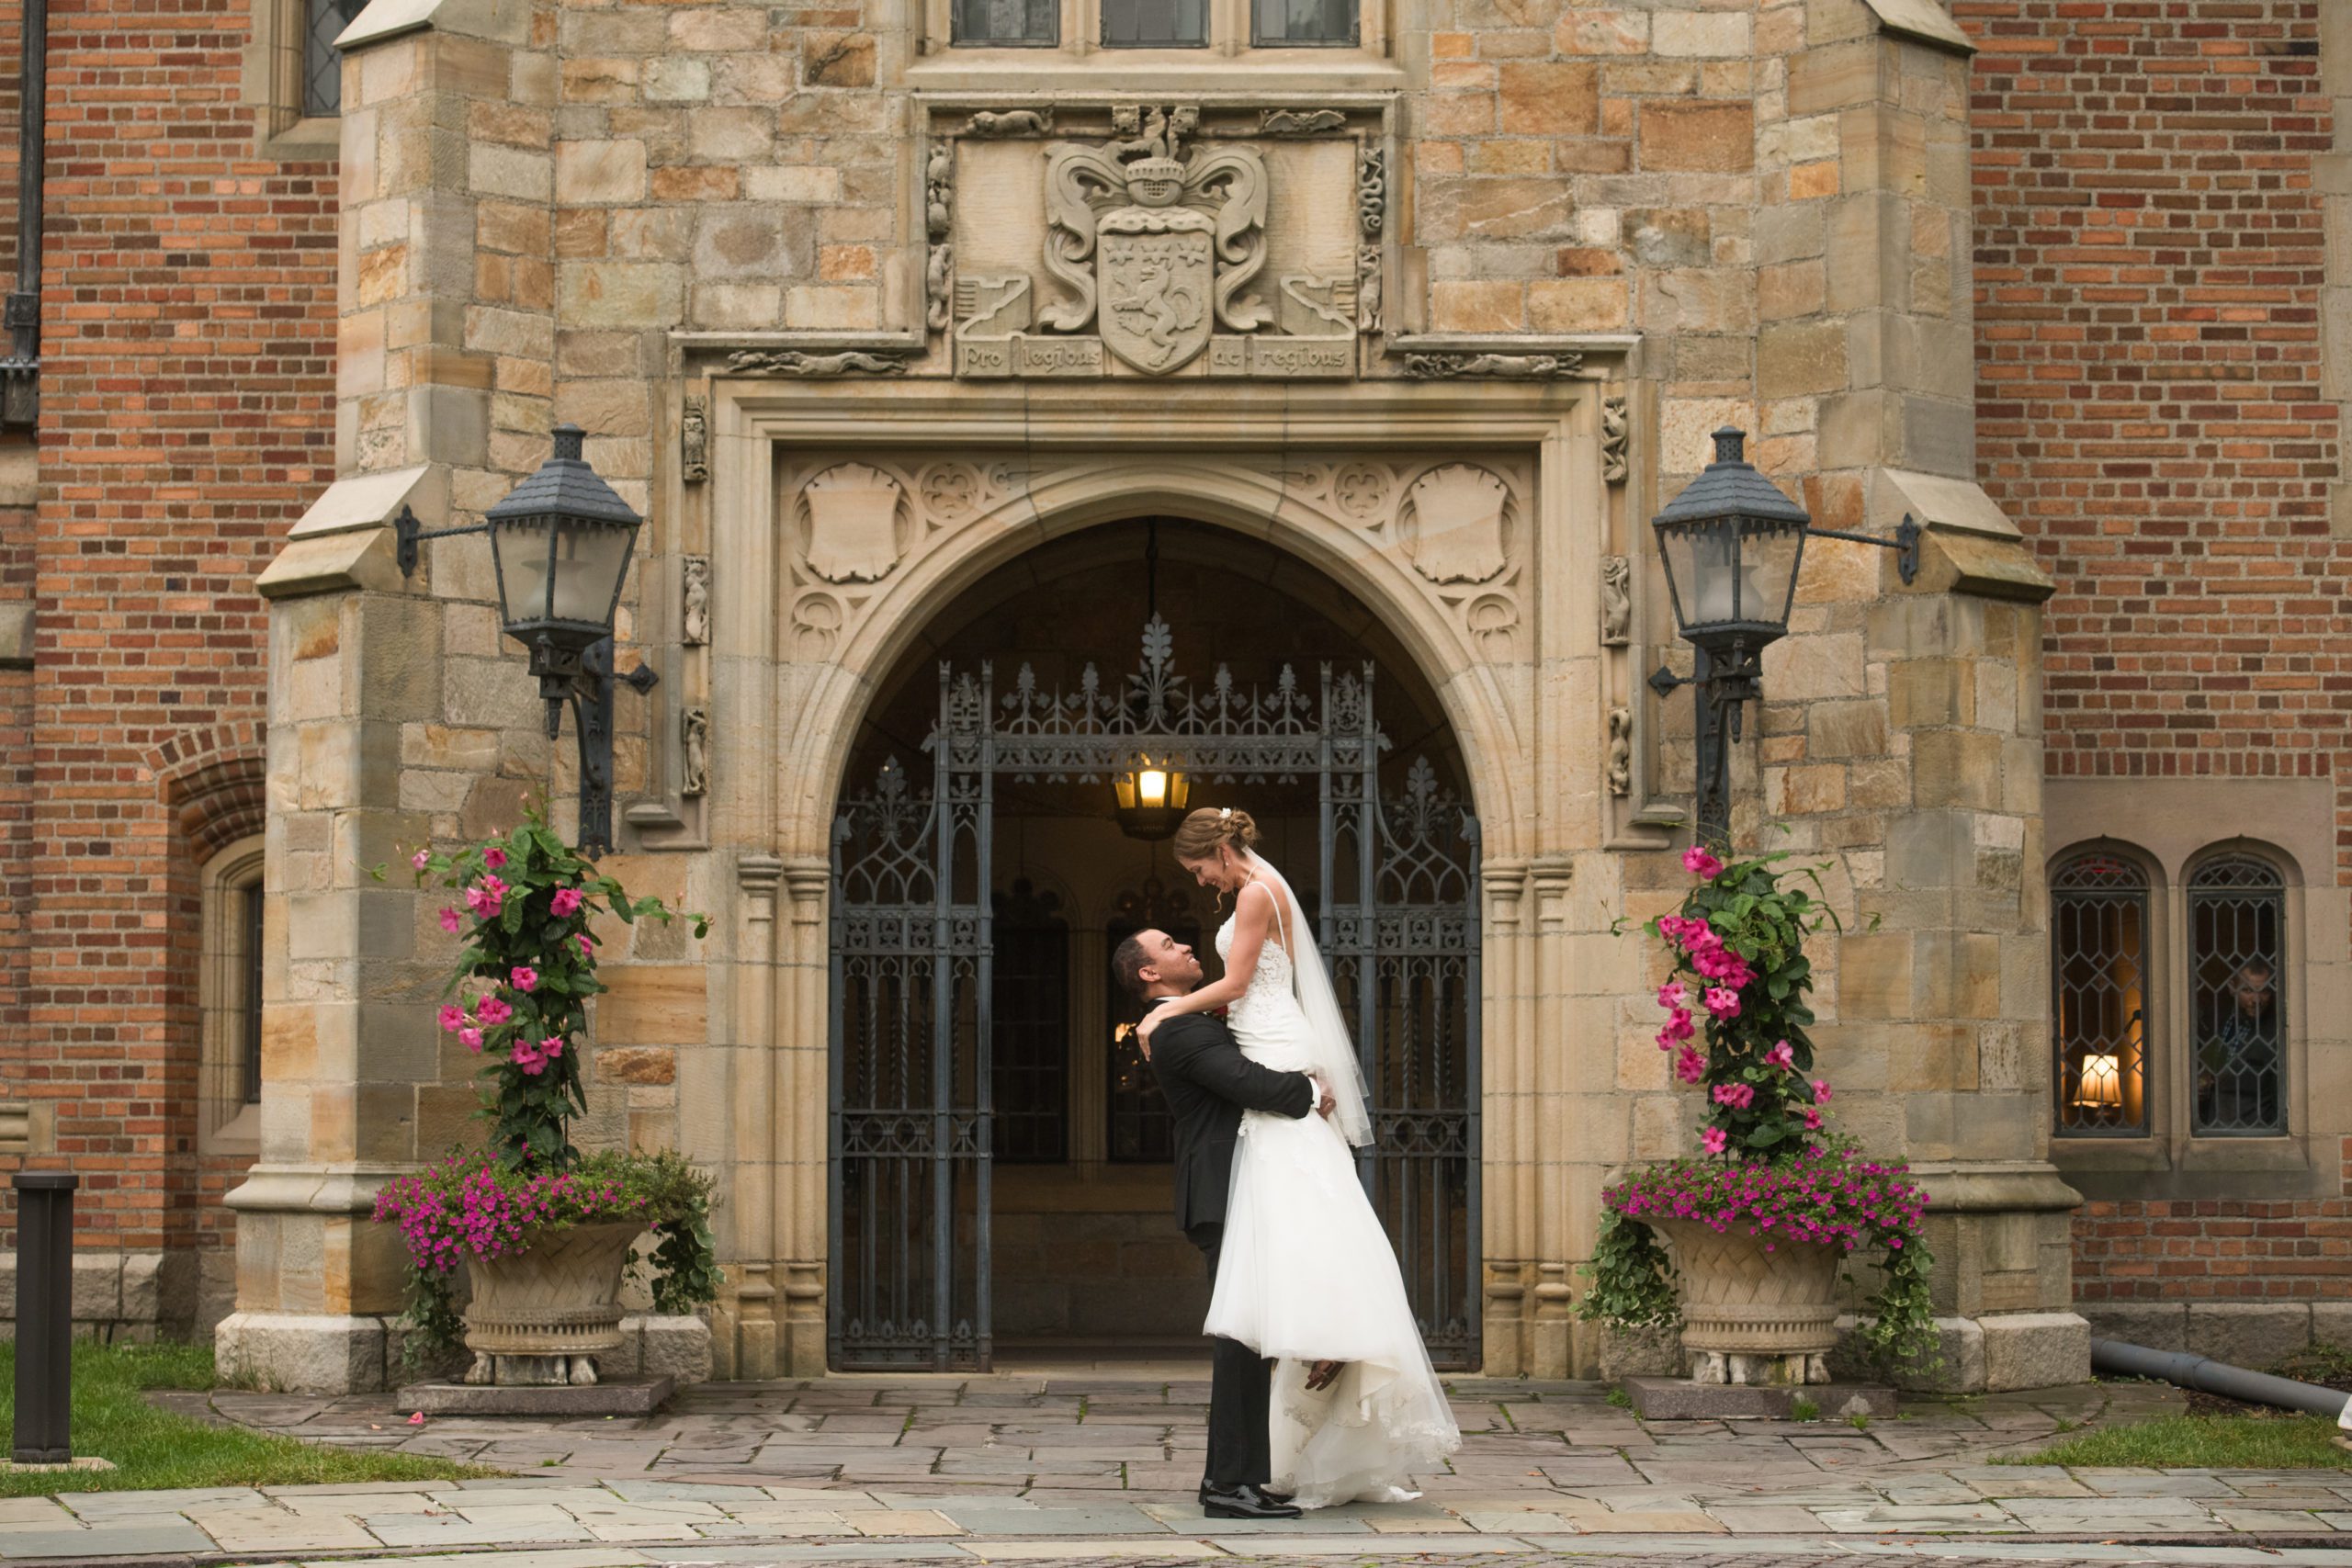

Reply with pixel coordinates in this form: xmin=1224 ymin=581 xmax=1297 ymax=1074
xmin=461 ymin=1221 xmax=644 ymax=1387
xmin=1649 ymin=1218 xmax=1841 ymax=1386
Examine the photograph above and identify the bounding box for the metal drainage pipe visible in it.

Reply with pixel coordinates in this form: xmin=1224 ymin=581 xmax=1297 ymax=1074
xmin=2092 ymin=1337 xmax=2351 ymax=1420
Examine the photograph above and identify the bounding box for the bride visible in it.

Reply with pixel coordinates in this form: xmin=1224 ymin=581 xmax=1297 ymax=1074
xmin=1136 ymin=806 xmax=1461 ymax=1508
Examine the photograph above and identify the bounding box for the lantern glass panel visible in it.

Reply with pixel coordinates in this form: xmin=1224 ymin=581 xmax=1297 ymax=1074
xmin=1743 ymin=520 xmax=1805 ymax=627
xmin=491 ymin=514 xmax=636 ymax=631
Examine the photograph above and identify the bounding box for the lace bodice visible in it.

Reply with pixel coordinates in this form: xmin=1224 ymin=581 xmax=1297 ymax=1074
xmin=1216 ymin=914 xmax=1296 ymax=1021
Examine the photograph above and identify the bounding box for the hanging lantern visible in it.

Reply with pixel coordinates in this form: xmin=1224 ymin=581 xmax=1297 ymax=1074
xmin=1113 ymin=752 xmax=1189 ymax=840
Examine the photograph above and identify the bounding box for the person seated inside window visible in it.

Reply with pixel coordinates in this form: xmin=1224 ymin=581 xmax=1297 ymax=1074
xmin=2196 ymin=959 xmax=2279 ymax=1132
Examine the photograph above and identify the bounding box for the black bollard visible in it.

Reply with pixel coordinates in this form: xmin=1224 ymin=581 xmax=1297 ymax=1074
xmin=12 ymin=1171 xmax=78 ymax=1464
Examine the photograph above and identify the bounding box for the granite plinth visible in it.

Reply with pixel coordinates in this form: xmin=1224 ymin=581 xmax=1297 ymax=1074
xmin=1623 ymin=1374 xmax=1895 ymax=1420
xmin=397 ymin=1373 xmax=674 ymax=1416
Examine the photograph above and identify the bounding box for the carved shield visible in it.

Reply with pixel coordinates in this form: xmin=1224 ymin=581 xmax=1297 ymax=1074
xmin=1098 ymin=208 xmax=1215 ymax=375
xmin=803 ymin=463 xmax=905 ymax=583
xmin=1402 ymin=464 xmax=1510 ymax=584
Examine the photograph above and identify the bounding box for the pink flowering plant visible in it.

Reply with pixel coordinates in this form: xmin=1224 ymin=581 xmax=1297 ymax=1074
xmin=1581 ymin=843 xmax=1939 ymax=1374
xmin=369 ymin=805 xmax=720 ymax=1359
xmin=374 ymin=1147 xmax=720 ymax=1356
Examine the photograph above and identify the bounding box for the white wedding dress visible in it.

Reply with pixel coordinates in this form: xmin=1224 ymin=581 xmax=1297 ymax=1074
xmin=1202 ymin=882 xmax=1462 ymax=1508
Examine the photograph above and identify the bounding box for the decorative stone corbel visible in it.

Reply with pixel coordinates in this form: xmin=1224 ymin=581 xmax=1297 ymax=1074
xmin=681 ymin=707 xmax=709 ymax=797
xmin=682 ymin=557 xmax=710 ymax=647
xmin=725 ymin=349 xmax=913 ymax=378
xmin=1601 ymin=395 xmax=1629 ymax=485
xmin=1607 ymin=707 xmax=1632 ymax=797
xmin=1400 ymin=351 xmax=1582 ymax=380
xmin=1600 ymin=554 xmax=1630 ymax=647
xmin=681 ymin=395 xmax=708 ymax=484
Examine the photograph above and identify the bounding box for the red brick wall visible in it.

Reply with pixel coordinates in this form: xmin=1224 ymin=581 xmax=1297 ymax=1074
xmin=1969 ymin=0 xmax=2338 ymax=794
xmin=1965 ymin=0 xmax=2345 ymax=1303
xmin=0 ymin=0 xmax=337 ymax=1294
xmin=2072 ymin=1140 xmax=2352 ymax=1301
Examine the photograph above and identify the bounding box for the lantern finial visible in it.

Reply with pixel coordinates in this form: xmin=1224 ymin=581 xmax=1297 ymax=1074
xmin=1711 ymin=427 xmax=1745 ymax=466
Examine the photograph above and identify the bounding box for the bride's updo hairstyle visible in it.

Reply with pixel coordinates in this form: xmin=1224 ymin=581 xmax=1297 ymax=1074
xmin=1171 ymin=807 xmax=1259 ymax=865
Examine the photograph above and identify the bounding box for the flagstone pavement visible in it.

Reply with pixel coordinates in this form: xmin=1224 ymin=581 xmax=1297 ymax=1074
xmin=10 ymin=1358 xmax=2352 ymax=1565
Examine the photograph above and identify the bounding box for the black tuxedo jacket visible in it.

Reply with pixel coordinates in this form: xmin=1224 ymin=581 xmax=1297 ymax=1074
xmin=1147 ymin=1009 xmax=1316 ymax=1233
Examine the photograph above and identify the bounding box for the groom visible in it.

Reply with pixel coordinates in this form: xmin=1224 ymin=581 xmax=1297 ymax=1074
xmin=1115 ymin=928 xmax=1327 ymax=1522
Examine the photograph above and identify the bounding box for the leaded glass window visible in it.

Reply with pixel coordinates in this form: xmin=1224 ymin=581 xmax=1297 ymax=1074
xmin=1252 ymin=0 xmax=1354 ymax=45
xmin=2051 ymin=853 xmax=2149 ymax=1135
xmin=991 ymin=881 xmax=1069 ymax=1164
xmin=2188 ymin=854 xmax=2285 ymax=1135
xmin=953 ymin=0 xmax=1057 ymax=45
xmin=1102 ymin=0 xmax=1207 ymax=47
xmin=303 ymin=0 xmax=368 ymax=117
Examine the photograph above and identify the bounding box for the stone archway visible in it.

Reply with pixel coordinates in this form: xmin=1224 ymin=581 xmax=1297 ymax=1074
xmin=693 ymin=378 xmax=1619 ymax=1380
xmin=822 ymin=518 xmax=1483 ymax=1371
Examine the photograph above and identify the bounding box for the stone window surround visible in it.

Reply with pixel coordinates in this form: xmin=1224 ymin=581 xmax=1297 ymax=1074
xmin=2041 ymin=813 xmax=2323 ymax=1201
xmin=198 ymin=835 xmax=266 ymax=1158
xmin=242 ymin=0 xmax=345 ymax=158
xmin=910 ymin=0 xmax=1399 ymax=86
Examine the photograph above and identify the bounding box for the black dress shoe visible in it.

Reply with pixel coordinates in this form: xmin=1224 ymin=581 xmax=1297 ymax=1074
xmin=1198 ymin=1483 xmax=1294 ymax=1506
xmin=1201 ymin=1483 xmax=1303 ymax=1519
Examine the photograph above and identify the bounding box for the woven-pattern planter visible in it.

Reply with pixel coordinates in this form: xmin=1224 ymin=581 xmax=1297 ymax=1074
xmin=1649 ymin=1218 xmax=1840 ymax=1384
xmin=461 ymin=1221 xmax=642 ymax=1386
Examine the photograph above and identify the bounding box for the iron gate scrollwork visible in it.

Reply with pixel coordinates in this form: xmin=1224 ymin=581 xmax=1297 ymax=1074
xmin=831 ymin=614 xmax=1481 ymax=1371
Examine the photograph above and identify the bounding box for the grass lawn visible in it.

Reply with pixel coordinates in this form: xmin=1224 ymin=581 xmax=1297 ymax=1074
xmin=2005 ymin=1412 xmax=2351 ymax=1471
xmin=0 ymin=1340 xmax=497 ymax=1495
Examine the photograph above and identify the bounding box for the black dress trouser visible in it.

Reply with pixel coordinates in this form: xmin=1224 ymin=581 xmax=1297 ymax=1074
xmin=1187 ymin=1221 xmax=1272 ymax=1491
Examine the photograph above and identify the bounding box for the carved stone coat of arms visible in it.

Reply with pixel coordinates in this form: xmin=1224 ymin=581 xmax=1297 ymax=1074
xmin=1041 ymin=107 xmax=1267 ymax=376
xmin=939 ymin=101 xmax=1369 ymax=381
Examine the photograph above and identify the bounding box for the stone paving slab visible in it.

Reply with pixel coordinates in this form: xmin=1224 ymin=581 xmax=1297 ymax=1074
xmin=15 ymin=1368 xmax=2333 ymax=1565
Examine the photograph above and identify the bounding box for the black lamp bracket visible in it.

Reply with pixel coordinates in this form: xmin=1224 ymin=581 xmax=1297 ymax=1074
xmin=393 ymin=504 xmax=488 ymax=580
xmin=1804 ymin=512 xmax=1921 ymax=585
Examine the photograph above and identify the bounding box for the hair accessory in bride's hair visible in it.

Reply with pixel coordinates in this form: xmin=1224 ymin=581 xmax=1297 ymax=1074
xmin=1218 ymin=807 xmax=1232 ymax=820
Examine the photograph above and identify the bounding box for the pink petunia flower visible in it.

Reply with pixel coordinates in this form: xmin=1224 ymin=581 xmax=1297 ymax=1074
xmin=1813 ymin=1079 xmax=1834 ymax=1105
xmin=412 ymin=849 xmax=431 ymax=871
xmin=1711 ymin=1081 xmax=1755 ymax=1110
xmin=1657 ymin=981 xmax=1687 ymax=1011
xmin=439 ymin=907 xmax=463 ymax=934
xmin=510 ymin=965 xmax=538 ymax=992
xmin=538 ymin=1034 xmax=565 ymax=1059
xmin=577 ymin=932 xmax=594 ymax=958
xmin=1674 ymin=1045 xmax=1707 ymax=1085
xmin=550 ymin=886 xmax=583 ymax=918
xmin=437 ymin=1004 xmax=466 ymax=1033
xmin=1804 ymin=1106 xmax=1825 ymax=1131
xmin=1702 ymin=987 xmax=1742 ymax=1021
xmin=483 ymin=847 xmax=507 ymax=871
xmin=1701 ymin=1125 xmax=1729 ymax=1155
xmin=1681 ymin=845 xmax=1724 ymax=881
xmin=1765 ymin=1041 xmax=1795 ymax=1070
xmin=1661 ymin=1007 xmax=1696 ymax=1043
xmin=459 ymin=1027 xmax=484 ymax=1052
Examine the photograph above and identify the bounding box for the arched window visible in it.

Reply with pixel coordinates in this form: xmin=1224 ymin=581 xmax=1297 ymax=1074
xmin=198 ymin=837 xmax=266 ymax=1153
xmin=2051 ymin=852 xmax=2150 ymax=1135
xmin=2188 ymin=853 xmax=2286 ymax=1136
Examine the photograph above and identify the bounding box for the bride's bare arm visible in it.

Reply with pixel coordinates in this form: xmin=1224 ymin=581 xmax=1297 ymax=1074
xmin=1137 ymin=880 xmax=1276 ymax=1039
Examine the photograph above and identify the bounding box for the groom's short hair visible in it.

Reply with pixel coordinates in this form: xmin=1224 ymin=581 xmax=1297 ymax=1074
xmin=1112 ymin=932 xmax=1154 ymax=999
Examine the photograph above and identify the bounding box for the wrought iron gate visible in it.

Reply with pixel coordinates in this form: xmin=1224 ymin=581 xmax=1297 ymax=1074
xmin=831 ymin=615 xmax=1481 ymax=1371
